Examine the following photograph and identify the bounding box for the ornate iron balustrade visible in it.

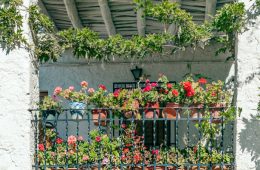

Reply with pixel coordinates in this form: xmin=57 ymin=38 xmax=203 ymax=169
xmin=31 ymin=106 xmax=235 ymax=170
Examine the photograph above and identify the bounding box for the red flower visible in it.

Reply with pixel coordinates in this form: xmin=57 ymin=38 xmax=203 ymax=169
xmin=198 ymin=78 xmax=207 ymax=84
xmin=211 ymin=92 xmax=217 ymax=97
xmin=151 ymin=83 xmax=158 ymax=87
xmin=164 ymin=90 xmax=169 ymax=94
xmin=172 ymin=89 xmax=179 ymax=96
xmin=56 ymin=138 xmax=63 ymax=144
xmin=186 ymin=88 xmax=195 ymax=97
xmin=183 ymin=81 xmax=192 ymax=91
xmin=95 ymin=136 xmax=102 ymax=142
xmin=134 ymin=154 xmax=141 ymax=163
xmin=38 ymin=144 xmax=44 ymax=151
xmin=113 ymin=89 xmax=120 ymax=98
xmin=167 ymin=83 xmax=172 ymax=89
xmin=121 ymin=155 xmax=126 ymax=161
xmin=123 ymin=148 xmax=129 ymax=153
xmin=99 ymin=84 xmax=106 ymax=91
xmin=152 ymin=149 xmax=159 ymax=155
xmin=143 ymin=85 xmax=152 ymax=92
xmin=145 ymin=79 xmax=150 ymax=84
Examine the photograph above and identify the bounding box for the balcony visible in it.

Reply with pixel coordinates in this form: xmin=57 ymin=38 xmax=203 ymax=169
xmin=31 ymin=105 xmax=235 ymax=170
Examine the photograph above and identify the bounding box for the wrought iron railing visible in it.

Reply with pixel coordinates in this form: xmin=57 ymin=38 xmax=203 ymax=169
xmin=31 ymin=106 xmax=235 ymax=170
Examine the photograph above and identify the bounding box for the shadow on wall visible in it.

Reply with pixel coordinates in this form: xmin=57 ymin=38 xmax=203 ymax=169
xmin=239 ymin=115 xmax=260 ymax=170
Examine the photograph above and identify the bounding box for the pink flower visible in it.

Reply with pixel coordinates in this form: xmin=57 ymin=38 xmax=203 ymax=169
xmin=145 ymin=79 xmax=150 ymax=84
xmin=68 ymin=135 xmax=77 ymax=145
xmin=54 ymin=86 xmax=62 ymax=95
xmin=95 ymin=136 xmax=102 ymax=142
xmin=81 ymin=81 xmax=88 ymax=88
xmin=121 ymin=124 xmax=126 ymax=129
xmin=198 ymin=78 xmax=207 ymax=84
xmin=88 ymin=88 xmax=95 ymax=93
xmin=99 ymin=84 xmax=107 ymax=91
xmin=56 ymin=138 xmax=63 ymax=144
xmin=38 ymin=144 xmax=44 ymax=151
xmin=152 ymin=149 xmax=159 ymax=155
xmin=82 ymin=155 xmax=89 ymax=161
xmin=102 ymin=157 xmax=109 ymax=165
xmin=143 ymin=85 xmax=152 ymax=92
xmin=51 ymin=95 xmax=58 ymax=101
xmin=69 ymin=86 xmax=75 ymax=91
xmin=151 ymin=83 xmax=158 ymax=87
xmin=78 ymin=136 xmax=84 ymax=141
xmin=167 ymin=83 xmax=172 ymax=89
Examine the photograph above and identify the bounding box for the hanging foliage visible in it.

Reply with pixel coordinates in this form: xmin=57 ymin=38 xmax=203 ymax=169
xmin=0 ymin=0 xmax=246 ymax=63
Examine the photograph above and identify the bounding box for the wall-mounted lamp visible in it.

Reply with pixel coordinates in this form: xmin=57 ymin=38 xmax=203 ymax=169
xmin=131 ymin=66 xmax=143 ymax=81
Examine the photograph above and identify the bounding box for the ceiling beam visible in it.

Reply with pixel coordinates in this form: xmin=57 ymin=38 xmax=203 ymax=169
xmin=38 ymin=0 xmax=58 ymax=31
xmin=137 ymin=8 xmax=146 ymax=36
xmin=63 ymin=0 xmax=83 ymax=29
xmin=98 ymin=0 xmax=116 ymax=36
xmin=167 ymin=0 xmax=181 ymax=34
xmin=205 ymin=0 xmax=217 ymax=21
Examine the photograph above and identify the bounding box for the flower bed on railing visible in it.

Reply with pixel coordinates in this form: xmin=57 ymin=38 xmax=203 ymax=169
xmin=34 ymin=74 xmax=236 ymax=170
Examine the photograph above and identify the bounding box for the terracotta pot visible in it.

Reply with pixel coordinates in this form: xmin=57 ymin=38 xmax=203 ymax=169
xmin=212 ymin=166 xmax=228 ymax=170
xmin=123 ymin=100 xmax=140 ymax=119
xmin=186 ymin=166 xmax=207 ymax=170
xmin=162 ymin=103 xmax=181 ymax=119
xmin=144 ymin=102 xmax=159 ymax=119
xmin=132 ymin=167 xmax=149 ymax=170
xmin=51 ymin=168 xmax=79 ymax=170
xmin=92 ymin=109 xmax=108 ymax=126
xmin=168 ymin=167 xmax=185 ymax=170
xmin=190 ymin=104 xmax=204 ymax=122
xmin=210 ymin=103 xmax=225 ymax=123
xmin=147 ymin=166 xmax=167 ymax=170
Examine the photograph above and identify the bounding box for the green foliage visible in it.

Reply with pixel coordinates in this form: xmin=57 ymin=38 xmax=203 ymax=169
xmin=0 ymin=0 xmax=26 ymax=53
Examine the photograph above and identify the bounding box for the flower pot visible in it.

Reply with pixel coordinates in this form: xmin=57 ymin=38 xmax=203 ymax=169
xmin=51 ymin=168 xmax=79 ymax=170
xmin=190 ymin=104 xmax=204 ymax=122
xmin=162 ymin=103 xmax=181 ymax=119
xmin=212 ymin=166 xmax=228 ymax=170
xmin=144 ymin=102 xmax=159 ymax=119
xmin=92 ymin=109 xmax=108 ymax=126
xmin=132 ymin=167 xmax=149 ymax=170
xmin=42 ymin=110 xmax=60 ymax=128
xmin=186 ymin=166 xmax=207 ymax=170
xmin=69 ymin=102 xmax=86 ymax=120
xmin=147 ymin=166 xmax=167 ymax=170
xmin=210 ymin=103 xmax=225 ymax=123
xmin=123 ymin=100 xmax=140 ymax=119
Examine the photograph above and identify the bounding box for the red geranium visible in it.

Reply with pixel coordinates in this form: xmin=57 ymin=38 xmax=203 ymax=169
xmin=167 ymin=83 xmax=172 ymax=89
xmin=152 ymin=149 xmax=159 ymax=155
xmin=113 ymin=89 xmax=120 ymax=98
xmin=186 ymin=88 xmax=195 ymax=97
xmin=56 ymin=138 xmax=63 ymax=144
xmin=172 ymin=89 xmax=179 ymax=96
xmin=145 ymin=79 xmax=150 ymax=84
xmin=143 ymin=85 xmax=152 ymax=92
xmin=95 ymin=136 xmax=102 ymax=142
xmin=151 ymin=83 xmax=158 ymax=87
xmin=38 ymin=144 xmax=44 ymax=151
xmin=198 ymin=78 xmax=207 ymax=84
xmin=99 ymin=84 xmax=106 ymax=91
xmin=183 ymin=81 xmax=195 ymax=97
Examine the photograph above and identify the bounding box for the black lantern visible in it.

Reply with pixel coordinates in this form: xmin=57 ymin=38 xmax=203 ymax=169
xmin=131 ymin=66 xmax=143 ymax=81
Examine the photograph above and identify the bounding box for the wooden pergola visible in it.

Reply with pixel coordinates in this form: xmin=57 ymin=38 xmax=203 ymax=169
xmin=38 ymin=0 xmax=234 ymax=38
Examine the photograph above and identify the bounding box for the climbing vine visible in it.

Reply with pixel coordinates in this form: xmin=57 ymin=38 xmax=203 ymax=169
xmin=0 ymin=0 xmax=246 ymax=62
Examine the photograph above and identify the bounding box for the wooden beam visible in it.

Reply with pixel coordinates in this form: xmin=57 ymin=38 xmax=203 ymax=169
xmin=38 ymin=0 xmax=58 ymax=31
xmin=205 ymin=0 xmax=217 ymax=21
xmin=98 ymin=0 xmax=116 ymax=36
xmin=63 ymin=0 xmax=83 ymax=29
xmin=167 ymin=0 xmax=181 ymax=34
xmin=137 ymin=8 xmax=146 ymax=36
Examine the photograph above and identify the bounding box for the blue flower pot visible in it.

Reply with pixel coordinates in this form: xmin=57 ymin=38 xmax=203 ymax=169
xmin=42 ymin=110 xmax=60 ymax=128
xmin=69 ymin=102 xmax=86 ymax=120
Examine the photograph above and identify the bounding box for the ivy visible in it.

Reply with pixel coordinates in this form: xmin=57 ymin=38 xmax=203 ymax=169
xmin=0 ymin=0 xmax=26 ymax=53
xmin=0 ymin=0 xmax=247 ymax=63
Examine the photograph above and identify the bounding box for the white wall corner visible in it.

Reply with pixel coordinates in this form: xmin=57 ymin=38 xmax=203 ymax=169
xmin=235 ymin=1 xmax=260 ymax=170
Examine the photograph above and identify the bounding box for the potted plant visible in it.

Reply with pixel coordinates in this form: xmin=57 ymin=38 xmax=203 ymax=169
xmin=210 ymin=149 xmax=233 ymax=170
xmin=88 ymin=84 xmax=108 ymax=126
xmin=56 ymin=83 xmax=88 ymax=120
xmin=158 ymin=75 xmax=183 ymax=119
xmin=39 ymin=96 xmax=62 ymax=128
xmin=141 ymin=79 xmax=160 ymax=119
xmin=166 ymin=147 xmax=185 ymax=170
xmin=205 ymin=81 xmax=230 ymax=123
xmin=184 ymin=146 xmax=209 ymax=170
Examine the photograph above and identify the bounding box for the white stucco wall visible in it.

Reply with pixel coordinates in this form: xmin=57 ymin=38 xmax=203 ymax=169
xmin=0 ymin=0 xmax=38 ymax=169
xmin=235 ymin=1 xmax=260 ymax=170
